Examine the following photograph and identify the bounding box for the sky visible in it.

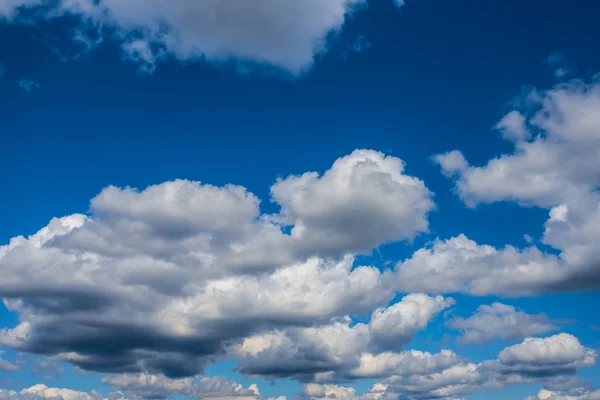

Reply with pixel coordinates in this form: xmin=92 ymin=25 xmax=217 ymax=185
xmin=1 ymin=0 xmax=600 ymax=399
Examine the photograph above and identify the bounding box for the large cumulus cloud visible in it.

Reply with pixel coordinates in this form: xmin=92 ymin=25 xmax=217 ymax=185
xmin=0 ymin=150 xmax=434 ymax=378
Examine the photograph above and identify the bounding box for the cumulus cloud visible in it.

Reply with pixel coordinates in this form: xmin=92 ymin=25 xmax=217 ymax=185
xmin=394 ymin=234 xmax=567 ymax=296
xmin=0 ymin=0 xmax=408 ymax=74
xmin=271 ymin=150 xmax=434 ymax=257
xmin=369 ymin=294 xmax=454 ymax=351
xmin=426 ymin=75 xmax=600 ymax=295
xmin=526 ymin=389 xmax=600 ymax=400
xmin=231 ymin=294 xmax=453 ymax=381
xmin=448 ymin=303 xmax=558 ymax=343
xmin=435 ymin=77 xmax=600 ymax=208
xmin=0 ymin=384 xmax=112 ymax=400
xmin=0 ymin=150 xmax=434 ymax=378
xmin=102 ymin=373 xmax=261 ymax=400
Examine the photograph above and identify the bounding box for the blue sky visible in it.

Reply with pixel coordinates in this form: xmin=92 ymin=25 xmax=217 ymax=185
xmin=1 ymin=1 xmax=600 ymax=400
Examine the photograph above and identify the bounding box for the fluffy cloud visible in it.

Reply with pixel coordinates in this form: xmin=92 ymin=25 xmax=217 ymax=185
xmin=426 ymin=76 xmax=600 ymax=296
xmin=232 ymin=294 xmax=453 ymax=381
xmin=435 ymin=77 xmax=600 ymax=208
xmin=0 ymin=0 xmax=410 ymax=74
xmin=484 ymin=333 xmax=596 ymax=381
xmin=394 ymin=234 xmax=565 ymax=296
xmin=102 ymin=373 xmax=261 ymax=400
xmin=271 ymin=150 xmax=434 ymax=257
xmin=301 ymin=383 xmax=389 ymax=400
xmin=526 ymin=389 xmax=600 ymax=400
xmin=369 ymin=294 xmax=454 ymax=351
xmin=448 ymin=303 xmax=558 ymax=343
xmin=0 ymin=150 xmax=434 ymax=378
xmin=0 ymin=384 xmax=111 ymax=400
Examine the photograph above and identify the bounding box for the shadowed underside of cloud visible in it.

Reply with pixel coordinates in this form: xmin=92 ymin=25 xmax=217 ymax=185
xmin=0 ymin=0 xmax=405 ymax=74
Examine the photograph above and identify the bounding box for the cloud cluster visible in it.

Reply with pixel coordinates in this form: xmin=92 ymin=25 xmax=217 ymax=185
xmin=0 ymin=150 xmax=434 ymax=378
xmin=231 ymin=294 xmax=453 ymax=381
xmin=0 ymin=0 xmax=407 ymax=74
xmin=448 ymin=303 xmax=558 ymax=343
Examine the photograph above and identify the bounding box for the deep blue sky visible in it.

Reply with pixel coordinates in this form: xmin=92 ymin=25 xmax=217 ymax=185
xmin=1 ymin=0 xmax=600 ymax=399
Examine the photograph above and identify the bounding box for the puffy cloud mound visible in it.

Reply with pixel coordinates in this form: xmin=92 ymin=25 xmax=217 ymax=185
xmin=0 ymin=150 xmax=434 ymax=378
xmin=425 ymin=76 xmax=600 ymax=296
xmin=102 ymin=373 xmax=261 ymax=400
xmin=489 ymin=333 xmax=596 ymax=379
xmin=435 ymin=77 xmax=600 ymax=208
xmin=448 ymin=303 xmax=558 ymax=343
xmin=369 ymin=294 xmax=454 ymax=351
xmin=231 ymin=293 xmax=453 ymax=381
xmin=0 ymin=0 xmax=410 ymax=74
xmin=525 ymin=389 xmax=600 ymax=400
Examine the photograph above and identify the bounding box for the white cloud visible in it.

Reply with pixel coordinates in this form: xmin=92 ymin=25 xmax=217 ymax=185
xmin=448 ymin=303 xmax=558 ymax=343
xmin=526 ymin=389 xmax=600 ymax=400
xmin=0 ymin=0 xmax=386 ymax=74
xmin=232 ymin=294 xmax=452 ymax=381
xmin=394 ymin=234 xmax=565 ymax=296
xmin=426 ymin=76 xmax=600 ymax=296
xmin=369 ymin=294 xmax=454 ymax=350
xmin=435 ymin=77 xmax=600 ymax=208
xmin=0 ymin=150 xmax=434 ymax=378
xmin=102 ymin=373 xmax=261 ymax=400
xmin=271 ymin=150 xmax=434 ymax=257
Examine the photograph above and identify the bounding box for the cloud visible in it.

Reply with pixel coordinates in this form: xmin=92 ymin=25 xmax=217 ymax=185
xmin=526 ymin=389 xmax=600 ymax=400
xmin=369 ymin=294 xmax=454 ymax=351
xmin=102 ymin=373 xmax=262 ymax=400
xmin=271 ymin=150 xmax=434 ymax=257
xmin=18 ymin=79 xmax=39 ymax=92
xmin=394 ymin=234 xmax=566 ymax=296
xmin=546 ymin=53 xmax=573 ymax=79
xmin=0 ymin=350 xmax=19 ymax=372
xmin=0 ymin=150 xmax=434 ymax=378
xmin=0 ymin=0 xmax=386 ymax=75
xmin=435 ymin=77 xmax=600 ymax=208
xmin=0 ymin=384 xmax=112 ymax=400
xmin=426 ymin=75 xmax=600 ymax=295
xmin=489 ymin=333 xmax=596 ymax=378
xmin=448 ymin=303 xmax=558 ymax=343
xmin=231 ymin=294 xmax=453 ymax=381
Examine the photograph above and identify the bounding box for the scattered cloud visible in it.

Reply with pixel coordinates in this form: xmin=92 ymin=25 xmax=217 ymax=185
xmin=546 ymin=52 xmax=573 ymax=79
xmin=17 ymin=79 xmax=39 ymax=92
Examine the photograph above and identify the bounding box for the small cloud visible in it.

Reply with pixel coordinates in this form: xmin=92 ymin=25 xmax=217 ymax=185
xmin=18 ymin=78 xmax=40 ymax=92
xmin=523 ymin=234 xmax=533 ymax=244
xmin=545 ymin=52 xmax=573 ymax=79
